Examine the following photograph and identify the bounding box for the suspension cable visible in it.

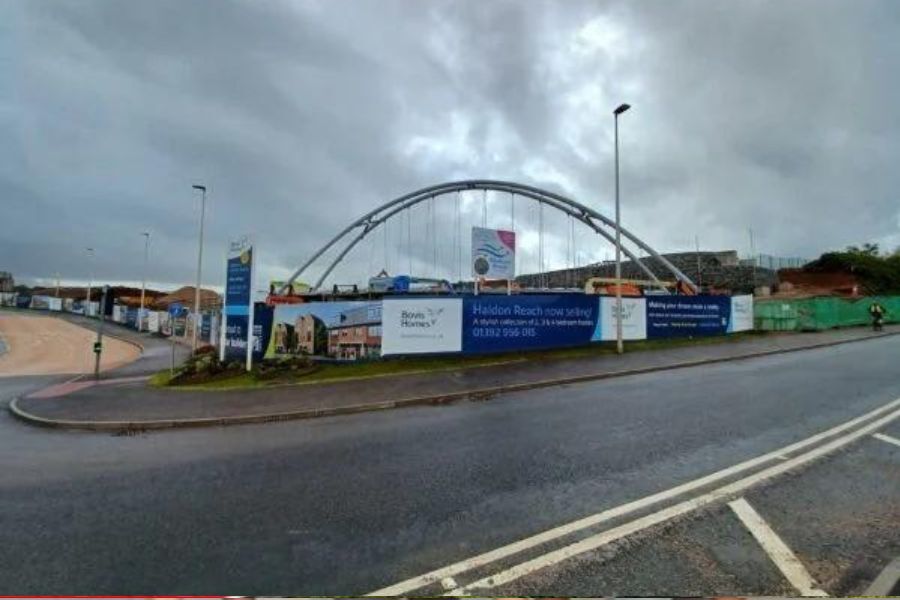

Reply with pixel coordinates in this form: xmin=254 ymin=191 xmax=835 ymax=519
xmin=539 ymin=201 xmax=544 ymax=288
xmin=431 ymin=195 xmax=437 ymax=277
xmin=383 ymin=215 xmax=388 ymax=274
xmin=456 ymin=191 xmax=461 ymax=282
xmin=407 ymin=206 xmax=412 ymax=275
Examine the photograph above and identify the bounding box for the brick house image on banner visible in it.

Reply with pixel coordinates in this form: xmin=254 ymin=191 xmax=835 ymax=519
xmin=327 ymin=304 xmax=382 ymax=359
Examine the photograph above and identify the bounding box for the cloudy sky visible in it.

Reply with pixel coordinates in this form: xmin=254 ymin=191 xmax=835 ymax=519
xmin=4 ymin=0 xmax=899 ymax=291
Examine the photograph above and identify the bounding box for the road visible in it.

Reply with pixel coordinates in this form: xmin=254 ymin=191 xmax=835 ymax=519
xmin=0 ymin=334 xmax=898 ymax=595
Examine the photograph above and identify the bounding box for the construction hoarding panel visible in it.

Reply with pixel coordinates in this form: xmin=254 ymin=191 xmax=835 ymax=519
xmin=462 ymin=294 xmax=598 ymax=353
xmin=382 ymin=298 xmax=462 ymax=355
xmin=471 ymin=227 xmax=516 ymax=280
xmin=251 ymin=304 xmax=273 ymax=362
xmin=147 ymin=311 xmax=160 ymax=333
xmin=729 ymin=295 xmax=754 ymax=332
xmin=597 ymin=296 xmax=648 ymax=341
xmin=754 ymin=295 xmax=900 ymax=331
xmin=266 ymin=301 xmax=382 ymax=361
xmin=646 ymin=295 xmax=731 ymax=338
xmin=31 ymin=296 xmax=52 ymax=310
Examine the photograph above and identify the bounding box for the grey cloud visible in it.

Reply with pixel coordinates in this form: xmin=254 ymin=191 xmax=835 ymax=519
xmin=3 ymin=0 xmax=899 ymax=291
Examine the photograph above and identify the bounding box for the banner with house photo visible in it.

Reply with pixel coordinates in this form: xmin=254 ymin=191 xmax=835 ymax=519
xmin=265 ymin=301 xmax=383 ymax=361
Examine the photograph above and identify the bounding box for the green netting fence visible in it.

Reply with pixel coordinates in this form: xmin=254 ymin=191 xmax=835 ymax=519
xmin=754 ymin=296 xmax=900 ymax=331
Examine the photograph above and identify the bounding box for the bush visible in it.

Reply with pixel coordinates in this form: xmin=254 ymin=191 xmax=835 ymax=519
xmin=193 ymin=345 xmax=216 ymax=357
xmin=169 ymin=352 xmax=242 ymax=384
xmin=253 ymin=355 xmax=317 ymax=381
xmin=806 ymin=248 xmax=900 ymax=294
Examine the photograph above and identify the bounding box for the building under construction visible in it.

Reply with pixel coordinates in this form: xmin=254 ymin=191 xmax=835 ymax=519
xmin=516 ymin=250 xmax=777 ymax=295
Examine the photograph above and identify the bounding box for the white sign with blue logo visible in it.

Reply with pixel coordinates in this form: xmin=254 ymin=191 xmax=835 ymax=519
xmin=471 ymin=227 xmax=516 ymax=280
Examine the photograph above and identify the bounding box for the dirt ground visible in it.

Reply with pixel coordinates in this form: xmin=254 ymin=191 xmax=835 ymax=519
xmin=0 ymin=314 xmax=141 ymax=376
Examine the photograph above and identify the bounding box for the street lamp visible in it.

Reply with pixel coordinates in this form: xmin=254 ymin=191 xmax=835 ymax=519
xmin=139 ymin=231 xmax=151 ymax=331
xmin=192 ymin=184 xmax=207 ymax=352
xmin=85 ymin=247 xmax=95 ymax=317
xmin=613 ymin=102 xmax=631 ymax=355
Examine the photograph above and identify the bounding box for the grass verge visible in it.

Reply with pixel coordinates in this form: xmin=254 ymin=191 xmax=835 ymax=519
xmin=151 ymin=331 xmax=767 ymax=391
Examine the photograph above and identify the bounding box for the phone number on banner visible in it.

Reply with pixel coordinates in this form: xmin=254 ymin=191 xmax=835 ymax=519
xmin=471 ymin=326 xmax=538 ymax=338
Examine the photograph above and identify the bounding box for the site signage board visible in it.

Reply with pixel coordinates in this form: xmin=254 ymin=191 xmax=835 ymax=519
xmin=252 ymin=303 xmax=274 ymax=362
xmin=222 ymin=236 xmax=255 ymax=366
xmin=461 ymin=294 xmax=598 ymax=353
xmin=471 ymin=227 xmax=516 ymax=280
xmin=596 ymin=296 xmax=647 ymax=341
xmin=646 ymin=295 xmax=731 ymax=338
xmin=728 ymin=295 xmax=754 ymax=332
xmin=382 ymin=298 xmax=462 ymax=355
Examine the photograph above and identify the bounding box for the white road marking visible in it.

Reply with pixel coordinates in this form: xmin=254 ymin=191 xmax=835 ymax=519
xmin=873 ymin=432 xmax=900 ymax=448
xmin=440 ymin=577 xmax=458 ymax=591
xmin=728 ymin=498 xmax=827 ymax=597
xmin=367 ymin=397 xmax=900 ymax=596
xmin=447 ymin=404 xmax=900 ymax=594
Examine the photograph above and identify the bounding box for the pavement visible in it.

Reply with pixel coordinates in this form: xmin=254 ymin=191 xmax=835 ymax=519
xmin=40 ymin=310 xmax=193 ymax=378
xmin=0 ymin=312 xmax=140 ymax=375
xmin=10 ymin=324 xmax=900 ymax=428
xmin=0 ymin=329 xmax=897 ymax=594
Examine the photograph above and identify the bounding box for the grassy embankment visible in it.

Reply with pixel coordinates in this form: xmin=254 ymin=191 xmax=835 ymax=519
xmin=150 ymin=331 xmax=765 ymax=391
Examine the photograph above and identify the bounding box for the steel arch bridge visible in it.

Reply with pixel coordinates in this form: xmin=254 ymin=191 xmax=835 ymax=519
xmin=283 ymin=179 xmax=697 ymax=293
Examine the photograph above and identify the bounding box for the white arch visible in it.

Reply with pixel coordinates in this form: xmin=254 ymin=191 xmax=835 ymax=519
xmin=282 ymin=180 xmax=697 ymax=293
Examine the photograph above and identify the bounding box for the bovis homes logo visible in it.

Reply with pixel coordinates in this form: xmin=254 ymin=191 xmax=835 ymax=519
xmin=610 ymin=300 xmax=637 ymax=320
xmin=399 ymin=307 xmax=445 ymax=338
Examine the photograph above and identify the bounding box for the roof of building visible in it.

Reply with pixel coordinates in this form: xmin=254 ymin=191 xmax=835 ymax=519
xmin=329 ymin=304 xmax=381 ymax=329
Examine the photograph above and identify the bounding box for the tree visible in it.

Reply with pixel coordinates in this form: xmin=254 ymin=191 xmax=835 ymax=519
xmin=845 ymin=243 xmax=880 ymax=257
xmin=807 ymin=243 xmax=900 ymax=293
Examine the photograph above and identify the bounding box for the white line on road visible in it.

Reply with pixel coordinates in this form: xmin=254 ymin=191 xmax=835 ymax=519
xmin=440 ymin=577 xmax=458 ymax=591
xmin=367 ymin=397 xmax=900 ymax=596
xmin=447 ymin=404 xmax=900 ymax=594
xmin=728 ymin=498 xmax=827 ymax=596
xmin=873 ymin=432 xmax=900 ymax=448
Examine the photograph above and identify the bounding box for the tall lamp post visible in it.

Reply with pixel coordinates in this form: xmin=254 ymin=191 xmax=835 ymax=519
xmin=85 ymin=247 xmax=95 ymax=317
xmin=139 ymin=231 xmax=151 ymax=331
xmin=613 ymin=102 xmax=631 ymax=355
xmin=192 ymin=184 xmax=207 ymax=352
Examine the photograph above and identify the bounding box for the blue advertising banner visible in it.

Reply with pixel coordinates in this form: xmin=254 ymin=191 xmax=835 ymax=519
xmin=125 ymin=307 xmax=138 ymax=328
xmin=222 ymin=236 xmax=254 ymax=364
xmin=462 ymin=294 xmax=599 ymax=353
xmin=200 ymin=313 xmax=212 ymax=341
xmin=646 ymin=295 xmax=731 ymax=338
xmin=225 ymin=247 xmax=253 ymax=314
xmin=251 ymin=303 xmax=274 ymax=362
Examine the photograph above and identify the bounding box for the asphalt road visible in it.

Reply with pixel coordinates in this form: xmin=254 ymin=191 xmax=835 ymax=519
xmin=0 ymin=334 xmax=898 ymax=595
